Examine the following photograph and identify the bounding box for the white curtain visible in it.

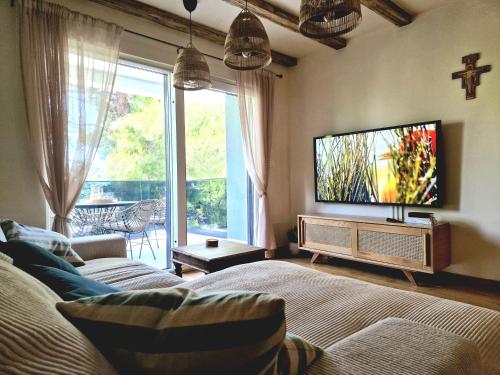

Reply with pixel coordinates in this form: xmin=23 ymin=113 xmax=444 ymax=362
xmin=18 ymin=0 xmax=123 ymax=235
xmin=237 ymin=70 xmax=276 ymax=253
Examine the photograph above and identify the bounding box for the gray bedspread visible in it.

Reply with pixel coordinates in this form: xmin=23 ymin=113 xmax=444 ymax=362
xmin=182 ymin=260 xmax=500 ymax=375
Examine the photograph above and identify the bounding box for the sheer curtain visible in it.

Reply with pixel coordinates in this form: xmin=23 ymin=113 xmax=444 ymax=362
xmin=18 ymin=0 xmax=122 ymax=235
xmin=237 ymin=70 xmax=276 ymax=253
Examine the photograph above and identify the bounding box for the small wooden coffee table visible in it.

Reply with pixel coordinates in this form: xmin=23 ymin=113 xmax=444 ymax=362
xmin=172 ymin=240 xmax=266 ymax=277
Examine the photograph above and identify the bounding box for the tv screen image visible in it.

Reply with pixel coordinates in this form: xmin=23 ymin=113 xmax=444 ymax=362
xmin=314 ymin=121 xmax=442 ymax=206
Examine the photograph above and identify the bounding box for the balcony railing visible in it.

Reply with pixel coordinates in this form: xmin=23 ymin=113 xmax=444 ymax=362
xmin=80 ymin=179 xmax=227 ymax=231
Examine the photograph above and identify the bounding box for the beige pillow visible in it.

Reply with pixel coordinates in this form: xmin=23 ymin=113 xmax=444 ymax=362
xmin=0 ymin=261 xmax=116 ymax=374
xmin=0 ymin=252 xmax=12 ymax=264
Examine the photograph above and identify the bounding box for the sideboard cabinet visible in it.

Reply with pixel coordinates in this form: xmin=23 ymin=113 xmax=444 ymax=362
xmin=298 ymin=214 xmax=450 ymax=284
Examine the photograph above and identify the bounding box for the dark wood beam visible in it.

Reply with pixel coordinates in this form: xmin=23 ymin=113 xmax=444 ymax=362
xmin=87 ymin=0 xmax=298 ymax=67
xmin=361 ymin=0 xmax=412 ymax=27
xmin=221 ymin=0 xmax=347 ymax=50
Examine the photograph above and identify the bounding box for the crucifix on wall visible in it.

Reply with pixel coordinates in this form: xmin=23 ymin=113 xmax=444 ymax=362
xmin=452 ymin=53 xmax=491 ymax=100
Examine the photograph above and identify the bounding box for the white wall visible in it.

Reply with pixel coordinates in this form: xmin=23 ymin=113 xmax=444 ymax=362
xmin=288 ymin=0 xmax=500 ymax=280
xmin=0 ymin=3 xmax=46 ymax=227
xmin=0 ymin=0 xmax=291 ymax=244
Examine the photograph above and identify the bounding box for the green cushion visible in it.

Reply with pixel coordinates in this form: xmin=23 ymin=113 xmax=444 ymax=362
xmin=277 ymin=333 xmax=322 ymax=375
xmin=27 ymin=265 xmax=120 ymax=301
xmin=0 ymin=220 xmax=85 ymax=266
xmin=57 ymin=288 xmax=286 ymax=375
xmin=0 ymin=240 xmax=80 ymax=275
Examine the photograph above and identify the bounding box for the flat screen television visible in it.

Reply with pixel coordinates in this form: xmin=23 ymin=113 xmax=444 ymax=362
xmin=314 ymin=120 xmax=442 ymax=207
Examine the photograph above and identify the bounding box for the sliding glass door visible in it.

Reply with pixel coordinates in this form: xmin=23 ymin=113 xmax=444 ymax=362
xmin=184 ymin=89 xmax=252 ymax=245
xmin=77 ymin=61 xmax=174 ymax=269
xmin=75 ymin=59 xmax=252 ymax=270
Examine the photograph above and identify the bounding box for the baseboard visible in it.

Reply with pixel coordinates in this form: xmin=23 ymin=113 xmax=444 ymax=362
xmin=431 ymin=271 xmax=500 ymax=291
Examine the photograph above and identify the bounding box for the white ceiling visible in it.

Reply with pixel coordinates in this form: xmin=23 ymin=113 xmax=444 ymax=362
xmin=141 ymin=0 xmax=452 ymax=59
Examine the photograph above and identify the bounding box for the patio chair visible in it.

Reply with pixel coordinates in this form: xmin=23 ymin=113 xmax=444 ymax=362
xmin=151 ymin=198 xmax=167 ymax=248
xmin=70 ymin=209 xmax=99 ymax=237
xmin=101 ymin=199 xmax=156 ymax=260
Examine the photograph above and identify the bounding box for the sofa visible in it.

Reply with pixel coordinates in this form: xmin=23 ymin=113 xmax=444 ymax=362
xmin=70 ymin=234 xmax=184 ymax=290
xmin=1 ymin=235 xmax=499 ymax=374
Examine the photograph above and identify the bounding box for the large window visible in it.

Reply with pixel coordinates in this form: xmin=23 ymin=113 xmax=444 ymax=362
xmin=73 ymin=60 xmax=252 ymax=270
xmin=184 ymin=89 xmax=251 ymax=244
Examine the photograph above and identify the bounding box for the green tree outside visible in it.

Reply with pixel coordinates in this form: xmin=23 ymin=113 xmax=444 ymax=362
xmin=86 ymin=91 xmax=228 ymax=229
xmin=89 ymin=92 xmax=227 ymax=182
xmin=185 ymin=92 xmax=226 ymax=180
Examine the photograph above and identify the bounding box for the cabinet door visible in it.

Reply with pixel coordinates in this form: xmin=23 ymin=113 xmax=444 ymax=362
xmin=299 ymin=217 xmax=354 ymax=256
xmin=356 ymin=224 xmax=424 ymax=269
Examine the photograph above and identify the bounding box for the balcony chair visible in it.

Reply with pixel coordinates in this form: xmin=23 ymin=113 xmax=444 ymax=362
xmin=70 ymin=209 xmax=99 ymax=237
xmin=71 ymin=206 xmax=118 ymax=237
xmin=151 ymin=198 xmax=167 ymax=248
xmin=101 ymin=199 xmax=156 ymax=260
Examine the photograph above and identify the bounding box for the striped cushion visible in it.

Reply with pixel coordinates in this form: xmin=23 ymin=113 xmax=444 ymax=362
xmin=0 ymin=251 xmax=13 ymax=264
xmin=0 ymin=260 xmax=117 ymax=374
xmin=0 ymin=219 xmax=84 ymax=266
xmin=277 ymin=333 xmax=322 ymax=375
xmin=57 ymin=287 xmax=286 ymax=375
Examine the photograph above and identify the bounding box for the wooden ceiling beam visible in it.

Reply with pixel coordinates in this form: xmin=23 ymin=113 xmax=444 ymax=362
xmin=361 ymin=0 xmax=412 ymax=27
xmin=87 ymin=0 xmax=298 ymax=67
xmin=221 ymin=0 xmax=347 ymax=50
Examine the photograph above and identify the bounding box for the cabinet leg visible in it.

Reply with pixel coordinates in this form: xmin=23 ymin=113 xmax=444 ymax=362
xmin=402 ymin=270 xmax=418 ymax=286
xmin=174 ymin=262 xmax=182 ymax=277
xmin=310 ymin=253 xmax=320 ymax=264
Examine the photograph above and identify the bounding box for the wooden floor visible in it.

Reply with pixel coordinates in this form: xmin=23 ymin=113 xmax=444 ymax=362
xmin=287 ymin=256 xmax=500 ymax=311
xmin=183 ymin=254 xmax=500 ymax=311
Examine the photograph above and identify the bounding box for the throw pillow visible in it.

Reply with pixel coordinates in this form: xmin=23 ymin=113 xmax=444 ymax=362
xmin=0 ymin=219 xmax=84 ymax=266
xmin=0 ymin=252 xmax=13 ymax=264
xmin=57 ymin=288 xmax=287 ymax=375
xmin=0 ymin=240 xmax=80 ymax=275
xmin=277 ymin=333 xmax=323 ymax=375
xmin=0 ymin=258 xmax=118 ymax=374
xmin=28 ymin=265 xmax=120 ymax=301
xmin=0 ymin=226 xmax=6 ymax=242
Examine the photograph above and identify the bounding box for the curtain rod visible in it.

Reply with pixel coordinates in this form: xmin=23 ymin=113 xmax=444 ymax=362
xmin=9 ymin=0 xmax=282 ymax=78
xmin=124 ymin=29 xmax=283 ymax=79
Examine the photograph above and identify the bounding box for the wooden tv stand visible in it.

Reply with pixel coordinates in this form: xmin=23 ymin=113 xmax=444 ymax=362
xmin=298 ymin=214 xmax=450 ymax=285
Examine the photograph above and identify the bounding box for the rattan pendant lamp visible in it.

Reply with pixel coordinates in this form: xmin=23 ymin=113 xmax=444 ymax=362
xmin=224 ymin=0 xmax=272 ymax=70
xmin=299 ymin=0 xmax=362 ymax=38
xmin=173 ymin=0 xmax=211 ymax=91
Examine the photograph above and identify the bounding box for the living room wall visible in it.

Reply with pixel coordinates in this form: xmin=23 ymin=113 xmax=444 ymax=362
xmin=0 ymin=2 xmax=46 ymax=227
xmin=0 ymin=0 xmax=291 ymax=245
xmin=288 ymin=0 xmax=500 ymax=280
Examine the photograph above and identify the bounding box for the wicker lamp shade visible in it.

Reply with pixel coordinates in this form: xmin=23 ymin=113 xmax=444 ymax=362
xmin=173 ymin=43 xmax=211 ymax=91
xmin=224 ymin=9 xmax=272 ymax=71
xmin=299 ymin=0 xmax=362 ymax=38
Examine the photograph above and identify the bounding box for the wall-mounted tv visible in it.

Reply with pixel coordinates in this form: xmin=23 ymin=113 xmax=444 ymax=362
xmin=314 ymin=120 xmax=442 ymax=207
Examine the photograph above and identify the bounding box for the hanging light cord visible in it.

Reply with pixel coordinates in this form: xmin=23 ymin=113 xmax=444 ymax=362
xmin=189 ymin=12 xmax=193 ymax=44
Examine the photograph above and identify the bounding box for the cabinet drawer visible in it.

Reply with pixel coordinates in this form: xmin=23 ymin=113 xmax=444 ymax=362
xmin=300 ymin=217 xmax=354 ymax=255
xmin=356 ymin=224 xmax=424 ymax=268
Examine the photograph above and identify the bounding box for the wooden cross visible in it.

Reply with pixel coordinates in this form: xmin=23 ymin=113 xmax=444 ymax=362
xmin=452 ymin=53 xmax=491 ymax=100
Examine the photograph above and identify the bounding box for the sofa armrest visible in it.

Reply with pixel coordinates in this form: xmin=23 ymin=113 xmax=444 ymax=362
xmin=70 ymin=234 xmax=127 ymax=261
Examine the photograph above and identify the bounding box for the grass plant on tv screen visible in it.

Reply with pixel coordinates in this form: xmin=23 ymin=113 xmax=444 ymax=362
xmin=314 ymin=122 xmax=441 ymax=206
